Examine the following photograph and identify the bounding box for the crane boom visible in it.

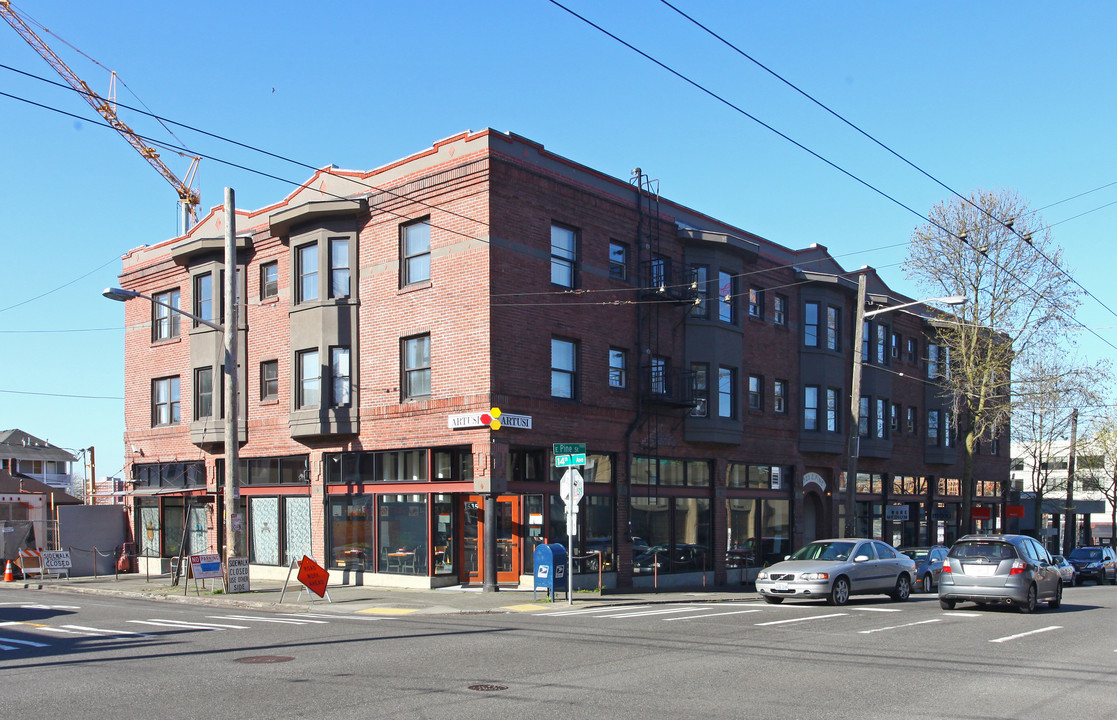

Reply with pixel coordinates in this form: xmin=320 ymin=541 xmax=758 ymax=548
xmin=1 ymin=0 xmax=200 ymax=229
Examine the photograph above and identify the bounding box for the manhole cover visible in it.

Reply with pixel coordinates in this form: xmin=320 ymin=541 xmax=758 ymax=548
xmin=235 ymin=655 xmax=294 ymax=664
xmin=468 ymin=684 xmax=508 ymax=692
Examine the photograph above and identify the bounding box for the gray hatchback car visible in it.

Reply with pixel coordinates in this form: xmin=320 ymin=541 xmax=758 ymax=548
xmin=938 ymin=534 xmax=1062 ymax=613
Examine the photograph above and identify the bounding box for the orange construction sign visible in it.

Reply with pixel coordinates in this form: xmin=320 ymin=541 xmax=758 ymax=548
xmin=296 ymin=555 xmax=329 ymax=598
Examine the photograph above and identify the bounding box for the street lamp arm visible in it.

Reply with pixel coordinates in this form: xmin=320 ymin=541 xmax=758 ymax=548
xmin=863 ymin=295 xmax=967 ymax=319
xmin=102 ymin=286 xmax=224 ymax=331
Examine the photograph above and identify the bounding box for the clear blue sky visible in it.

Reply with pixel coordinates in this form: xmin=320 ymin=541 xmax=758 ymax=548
xmin=2 ymin=1 xmax=1114 ymax=485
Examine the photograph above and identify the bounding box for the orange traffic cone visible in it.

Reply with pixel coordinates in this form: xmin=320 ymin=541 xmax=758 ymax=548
xmin=3 ymin=560 xmax=14 ymax=582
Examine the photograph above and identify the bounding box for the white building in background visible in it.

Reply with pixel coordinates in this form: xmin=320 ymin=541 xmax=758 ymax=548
xmin=0 ymin=429 xmax=81 ymax=493
xmin=1010 ymin=441 xmax=1114 ymax=548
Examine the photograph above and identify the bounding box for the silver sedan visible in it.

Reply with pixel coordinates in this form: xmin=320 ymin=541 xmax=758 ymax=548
xmin=755 ymin=538 xmax=917 ymax=606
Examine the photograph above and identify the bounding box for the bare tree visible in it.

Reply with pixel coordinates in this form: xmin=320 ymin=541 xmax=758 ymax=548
xmin=1011 ymin=348 xmax=1107 ymax=537
xmin=905 ymin=188 xmax=1082 ymax=535
xmin=1079 ymin=408 xmax=1117 ymax=545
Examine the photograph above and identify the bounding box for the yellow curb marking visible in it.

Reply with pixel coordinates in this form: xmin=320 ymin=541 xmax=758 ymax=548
xmin=502 ymin=604 xmax=549 ymax=612
xmin=356 ymin=608 xmax=418 ymax=615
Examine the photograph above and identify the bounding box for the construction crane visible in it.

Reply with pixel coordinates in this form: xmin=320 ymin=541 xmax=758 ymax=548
xmin=1 ymin=0 xmax=201 ymax=233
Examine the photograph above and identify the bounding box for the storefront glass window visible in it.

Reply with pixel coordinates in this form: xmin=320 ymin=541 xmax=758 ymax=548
xmin=378 ymin=494 xmax=429 ymax=575
xmin=250 ymin=497 xmax=279 ymax=565
xmin=329 ymin=496 xmax=374 ymax=571
xmin=137 ymin=502 xmax=160 ymax=558
xmin=163 ymin=498 xmax=183 ymax=559
xmin=432 ymin=494 xmax=454 ymax=574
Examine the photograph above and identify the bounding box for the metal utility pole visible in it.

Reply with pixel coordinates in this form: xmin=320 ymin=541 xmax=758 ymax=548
xmin=223 ymin=187 xmax=240 ymax=566
xmin=1064 ymin=409 xmax=1078 ymax=555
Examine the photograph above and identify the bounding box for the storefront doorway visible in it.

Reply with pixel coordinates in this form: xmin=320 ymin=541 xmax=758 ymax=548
xmin=461 ymin=495 xmax=521 ymax=585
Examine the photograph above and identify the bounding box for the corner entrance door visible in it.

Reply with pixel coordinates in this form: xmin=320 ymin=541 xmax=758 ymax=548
xmin=462 ymin=495 xmax=521 ymax=585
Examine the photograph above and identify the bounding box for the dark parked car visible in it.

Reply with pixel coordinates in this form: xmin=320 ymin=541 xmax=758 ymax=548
xmin=1065 ymin=546 xmax=1117 ymax=585
xmin=939 ymin=534 xmax=1062 ymax=613
xmin=899 ymin=545 xmax=949 ymax=592
xmin=633 ymin=543 xmax=709 ymax=574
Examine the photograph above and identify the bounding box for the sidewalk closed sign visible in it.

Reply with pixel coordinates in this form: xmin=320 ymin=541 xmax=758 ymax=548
xmin=42 ymin=550 xmax=71 ymax=570
xmin=189 ymin=554 xmax=224 ymax=580
xmin=227 ymin=556 xmax=250 ymax=594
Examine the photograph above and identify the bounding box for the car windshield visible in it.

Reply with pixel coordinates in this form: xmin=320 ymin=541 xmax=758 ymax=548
xmin=1069 ymin=548 xmax=1102 ymax=561
xmin=790 ymin=541 xmax=855 ymax=561
xmin=901 ymin=550 xmax=928 ymax=563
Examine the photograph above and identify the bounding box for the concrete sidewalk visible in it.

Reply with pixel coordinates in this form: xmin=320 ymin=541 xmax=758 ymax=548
xmin=6 ymin=569 xmax=759 ymax=616
xmin=8 ymin=571 xmax=762 ymax=616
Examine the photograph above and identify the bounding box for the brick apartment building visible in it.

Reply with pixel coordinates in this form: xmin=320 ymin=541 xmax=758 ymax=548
xmin=113 ymin=129 xmax=1010 ymax=589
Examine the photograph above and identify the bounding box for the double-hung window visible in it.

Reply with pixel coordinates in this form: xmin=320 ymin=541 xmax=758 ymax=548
xmin=152 ymin=289 xmax=180 ymax=341
xmin=260 ymin=261 xmax=279 ymax=300
xmin=927 ymin=410 xmax=941 ymax=446
xmin=403 ymin=335 xmax=431 ymax=398
xmin=331 ymin=347 xmax=351 ymax=406
xmin=194 ymin=367 xmax=213 ymax=420
xmin=152 ymin=376 xmax=180 ymax=426
xmin=718 ymin=271 xmax=734 ymax=323
xmin=826 ymin=388 xmax=839 ymax=432
xmin=748 ymin=374 xmax=762 ymax=411
xmin=296 ymin=349 xmax=320 ymax=409
xmin=826 ymin=306 xmax=840 ymax=351
xmin=773 ymin=379 xmax=787 ymax=414
xmin=690 ymin=266 xmax=708 ymax=318
xmin=261 ymin=360 xmax=279 ymax=401
xmin=608 ymin=348 xmax=627 ymax=389
xmin=718 ymin=367 xmax=735 ymax=419
xmin=749 ymin=287 xmax=764 ymax=319
xmin=773 ymin=294 xmax=787 ymax=326
xmin=859 ymin=396 xmax=870 ymax=437
xmin=551 ymin=338 xmax=577 ymax=399
xmin=651 ymin=356 xmax=668 ymax=395
xmin=691 ymin=363 xmax=709 ymax=417
xmin=402 ymin=220 xmax=431 ymax=286
xmin=803 ymin=385 xmax=819 ymax=430
xmin=194 ymin=273 xmax=213 ymax=326
xmin=297 ymin=243 xmax=319 ymax=303
xmin=876 ymin=324 xmax=889 ymax=365
xmin=876 ymin=398 xmax=888 ymax=439
xmin=550 ymin=225 xmax=577 ymax=288
xmin=608 ymin=241 xmax=627 ymax=281
xmin=330 ymin=238 xmax=350 ymax=298
xmin=804 ymin=302 xmax=820 ymax=347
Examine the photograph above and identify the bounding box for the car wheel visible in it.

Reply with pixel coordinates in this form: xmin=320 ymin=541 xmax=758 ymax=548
xmin=827 ymin=576 xmax=850 ymax=606
xmin=1072 ymin=575 xmax=1079 ymax=587
xmin=921 ymin=574 xmax=934 ymax=593
xmin=1019 ymin=584 xmax=1038 ymax=614
xmin=940 ymin=598 xmax=956 ymax=610
xmin=763 ymin=595 xmax=784 ymax=604
xmin=1049 ymin=582 xmax=1062 ymax=610
xmin=890 ymin=574 xmax=911 ymax=602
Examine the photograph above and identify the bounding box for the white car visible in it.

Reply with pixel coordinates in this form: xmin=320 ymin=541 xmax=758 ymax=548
xmin=755 ymin=538 xmax=917 ymax=606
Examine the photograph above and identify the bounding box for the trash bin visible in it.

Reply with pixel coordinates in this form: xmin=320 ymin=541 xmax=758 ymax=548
xmin=533 ymin=543 xmax=568 ymax=601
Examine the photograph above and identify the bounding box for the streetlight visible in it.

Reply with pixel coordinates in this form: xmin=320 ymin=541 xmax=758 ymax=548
xmin=844 ymin=274 xmax=967 ymax=538
xmin=104 ymin=188 xmax=240 ymax=574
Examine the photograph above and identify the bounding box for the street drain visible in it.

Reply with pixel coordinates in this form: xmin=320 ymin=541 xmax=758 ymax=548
xmin=468 ymin=684 xmax=508 ymax=692
xmin=235 ymin=655 xmax=294 ymax=664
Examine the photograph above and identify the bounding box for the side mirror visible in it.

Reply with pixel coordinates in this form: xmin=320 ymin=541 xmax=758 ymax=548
xmin=853 ymin=554 xmax=870 ymax=563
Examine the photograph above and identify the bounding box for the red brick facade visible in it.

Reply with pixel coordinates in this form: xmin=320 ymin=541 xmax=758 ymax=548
xmin=115 ymin=129 xmax=1009 ymax=588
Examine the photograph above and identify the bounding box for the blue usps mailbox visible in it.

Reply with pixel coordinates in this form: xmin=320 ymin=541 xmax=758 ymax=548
xmin=533 ymin=543 xmax=568 ymax=601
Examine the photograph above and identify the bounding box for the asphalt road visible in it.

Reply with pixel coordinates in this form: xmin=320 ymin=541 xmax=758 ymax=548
xmin=2 ymin=583 xmax=1114 ymax=719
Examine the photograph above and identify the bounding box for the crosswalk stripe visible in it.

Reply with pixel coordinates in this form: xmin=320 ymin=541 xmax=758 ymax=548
xmin=128 ymin=619 xmax=248 ymax=630
xmin=756 ymin=613 xmax=847 ymax=626
xmin=989 ymin=626 xmax=1062 ymax=644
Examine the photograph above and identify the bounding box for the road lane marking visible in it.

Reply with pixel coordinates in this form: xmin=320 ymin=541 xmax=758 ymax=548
xmin=989 ymin=626 xmax=1062 ymax=643
xmin=859 ymin=619 xmax=942 ymax=634
xmin=665 ymin=609 xmax=763 ymax=621
xmin=356 ymin=608 xmax=416 ymax=615
xmin=209 ymin=615 xmax=329 ymax=624
xmin=128 ymin=619 xmax=249 ymax=630
xmin=63 ymin=625 xmax=153 ymax=637
xmin=852 ymin=607 xmax=902 ymax=612
xmin=0 ymin=636 xmax=50 ymax=648
xmin=756 ymin=613 xmax=847 ymax=626
xmin=545 ymin=605 xmax=653 ymax=616
xmin=946 ymin=612 xmax=982 ymax=617
xmin=605 ymin=607 xmax=709 ymax=619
